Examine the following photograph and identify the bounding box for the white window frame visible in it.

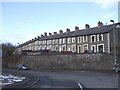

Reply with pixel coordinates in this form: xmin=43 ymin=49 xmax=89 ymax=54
xmin=72 ymin=37 xmax=75 ymax=43
xmin=82 ymin=44 xmax=88 ymax=53
xmin=67 ymin=45 xmax=71 ymax=51
xmin=52 ymin=39 xmax=55 ymax=44
xmin=71 ymin=45 xmax=76 ymax=52
xmin=59 ymin=45 xmax=62 ymax=52
xmin=91 ymin=45 xmax=96 ymax=53
xmin=77 ymin=36 xmax=82 ymax=43
xmin=97 ymin=34 xmax=103 ymax=41
xmin=97 ymin=44 xmax=105 ymax=53
xmin=77 ymin=45 xmax=82 ymax=53
xmin=59 ymin=39 xmax=62 ymax=44
xmin=62 ymin=45 xmax=66 ymax=51
xmin=49 ymin=40 xmax=52 ymax=44
xmin=67 ymin=37 xmax=71 ymax=44
xmin=47 ymin=40 xmax=49 ymax=45
xmin=63 ymin=38 xmax=66 ymax=44
xmin=55 ymin=45 xmax=58 ymax=51
xmin=83 ymin=36 xmax=88 ymax=42
xmin=55 ymin=39 xmax=58 ymax=44
xmin=91 ymin=35 xmax=96 ymax=43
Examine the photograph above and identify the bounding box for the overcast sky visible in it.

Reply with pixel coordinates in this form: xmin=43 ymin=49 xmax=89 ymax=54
xmin=0 ymin=0 xmax=119 ymax=45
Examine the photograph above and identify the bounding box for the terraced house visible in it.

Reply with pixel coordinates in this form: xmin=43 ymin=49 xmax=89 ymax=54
xmin=16 ymin=21 xmax=120 ymax=54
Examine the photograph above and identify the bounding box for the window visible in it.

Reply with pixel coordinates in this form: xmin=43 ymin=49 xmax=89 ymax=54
xmin=72 ymin=37 xmax=75 ymax=43
xmin=97 ymin=44 xmax=104 ymax=53
xmin=83 ymin=44 xmax=88 ymax=53
xmin=72 ymin=47 xmax=76 ymax=52
xmin=92 ymin=36 xmax=94 ymax=42
xmin=63 ymin=38 xmax=66 ymax=44
xmin=47 ymin=40 xmax=49 ymax=45
xmin=77 ymin=36 xmax=81 ymax=43
xmin=55 ymin=46 xmax=58 ymax=51
xmin=78 ymin=45 xmax=81 ymax=53
xmin=49 ymin=40 xmax=52 ymax=44
xmin=54 ymin=39 xmax=58 ymax=44
xmin=91 ymin=35 xmax=96 ymax=43
xmin=52 ymin=40 xmax=55 ymax=44
xmin=97 ymin=34 xmax=103 ymax=41
xmin=59 ymin=39 xmax=62 ymax=44
xmin=83 ymin=36 xmax=88 ymax=42
xmin=67 ymin=38 xmax=71 ymax=44
xmin=91 ymin=45 xmax=96 ymax=53
xmin=98 ymin=45 xmax=103 ymax=53
xmin=59 ymin=46 xmax=62 ymax=52
xmin=62 ymin=46 xmax=66 ymax=51
xmin=43 ymin=40 xmax=46 ymax=45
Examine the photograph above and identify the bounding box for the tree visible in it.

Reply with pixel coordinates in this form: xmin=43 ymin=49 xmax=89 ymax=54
xmin=2 ymin=42 xmax=16 ymax=67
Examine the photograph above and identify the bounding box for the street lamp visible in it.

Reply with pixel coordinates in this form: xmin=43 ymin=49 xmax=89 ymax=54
xmin=110 ymin=20 xmax=117 ymax=72
xmin=110 ymin=20 xmax=120 ymax=72
xmin=115 ymin=23 xmax=120 ymax=72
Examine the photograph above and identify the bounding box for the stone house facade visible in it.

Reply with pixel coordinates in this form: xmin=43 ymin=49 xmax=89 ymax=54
xmin=16 ymin=22 xmax=120 ymax=54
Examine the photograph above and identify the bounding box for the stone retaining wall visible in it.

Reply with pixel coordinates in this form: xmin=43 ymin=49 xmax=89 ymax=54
xmin=16 ymin=54 xmax=115 ymax=71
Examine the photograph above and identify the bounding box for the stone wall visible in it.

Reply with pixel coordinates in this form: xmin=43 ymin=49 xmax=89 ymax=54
xmin=16 ymin=54 xmax=115 ymax=71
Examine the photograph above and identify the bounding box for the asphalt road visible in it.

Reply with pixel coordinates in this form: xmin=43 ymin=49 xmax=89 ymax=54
xmin=2 ymin=69 xmax=119 ymax=89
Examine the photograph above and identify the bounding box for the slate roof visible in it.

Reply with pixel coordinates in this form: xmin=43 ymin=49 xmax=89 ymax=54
xmin=39 ymin=23 xmax=117 ymax=40
xmin=18 ymin=23 xmax=119 ymax=47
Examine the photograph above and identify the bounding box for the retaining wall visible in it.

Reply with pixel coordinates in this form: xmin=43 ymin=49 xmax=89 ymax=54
xmin=15 ymin=54 xmax=115 ymax=71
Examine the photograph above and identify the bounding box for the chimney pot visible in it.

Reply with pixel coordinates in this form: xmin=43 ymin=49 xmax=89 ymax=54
xmin=37 ymin=36 xmax=40 ymax=39
xmin=66 ymin=28 xmax=70 ymax=33
xmin=49 ymin=32 xmax=52 ymax=36
xmin=34 ymin=37 xmax=37 ymax=40
xmin=98 ymin=21 xmax=103 ymax=28
xmin=85 ymin=24 xmax=90 ymax=29
xmin=75 ymin=26 xmax=79 ymax=31
xmin=54 ymin=32 xmax=57 ymax=35
xmin=59 ymin=30 xmax=63 ymax=34
xmin=41 ymin=34 xmax=44 ymax=37
xmin=44 ymin=32 xmax=47 ymax=36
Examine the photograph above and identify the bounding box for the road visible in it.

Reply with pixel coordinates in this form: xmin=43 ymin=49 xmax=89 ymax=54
xmin=2 ymin=69 xmax=119 ymax=89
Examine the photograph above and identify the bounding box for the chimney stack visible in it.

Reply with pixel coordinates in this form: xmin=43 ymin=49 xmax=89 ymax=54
xmin=53 ymin=32 xmax=57 ymax=35
xmin=66 ymin=28 xmax=70 ymax=33
xmin=75 ymin=26 xmax=79 ymax=31
xmin=44 ymin=32 xmax=47 ymax=36
xmin=85 ymin=24 xmax=90 ymax=29
xmin=34 ymin=37 xmax=37 ymax=40
xmin=49 ymin=32 xmax=52 ymax=36
xmin=37 ymin=36 xmax=40 ymax=39
xmin=59 ymin=30 xmax=63 ymax=34
xmin=98 ymin=21 xmax=103 ymax=28
xmin=41 ymin=34 xmax=44 ymax=37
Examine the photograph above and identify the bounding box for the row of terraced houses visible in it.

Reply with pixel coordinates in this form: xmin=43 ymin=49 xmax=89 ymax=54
xmin=16 ymin=21 xmax=120 ymax=54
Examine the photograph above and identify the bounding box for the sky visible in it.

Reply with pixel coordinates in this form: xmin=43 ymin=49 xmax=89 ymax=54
xmin=0 ymin=0 xmax=119 ymax=45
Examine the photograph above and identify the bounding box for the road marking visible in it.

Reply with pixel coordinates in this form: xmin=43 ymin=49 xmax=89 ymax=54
xmin=78 ymin=83 xmax=83 ymax=90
